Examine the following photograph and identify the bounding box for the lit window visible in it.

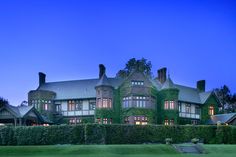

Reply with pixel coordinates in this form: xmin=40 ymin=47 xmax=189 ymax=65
xmin=43 ymin=104 xmax=48 ymax=111
xmin=97 ymin=98 xmax=112 ymax=108
xmin=164 ymin=101 xmax=169 ymax=109
xmin=169 ymin=101 xmax=175 ymax=109
xmin=134 ymin=116 xmax=148 ymax=125
xmin=97 ymin=118 xmax=101 ymax=124
xmin=68 ymin=100 xmax=75 ymax=111
xmin=209 ymin=106 xmax=214 ymax=115
xmin=103 ymin=118 xmax=108 ymax=124
xmin=164 ymin=119 xmax=169 ymax=125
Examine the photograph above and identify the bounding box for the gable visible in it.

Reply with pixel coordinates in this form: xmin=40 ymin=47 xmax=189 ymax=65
xmin=0 ymin=108 xmax=15 ymax=118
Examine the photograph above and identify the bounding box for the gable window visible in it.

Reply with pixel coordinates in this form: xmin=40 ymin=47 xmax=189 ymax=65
xmin=209 ymin=106 xmax=214 ymax=115
xmin=131 ymin=80 xmax=144 ymax=86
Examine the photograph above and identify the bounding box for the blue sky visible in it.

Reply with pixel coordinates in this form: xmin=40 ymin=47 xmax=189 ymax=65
xmin=0 ymin=0 xmax=235 ymax=105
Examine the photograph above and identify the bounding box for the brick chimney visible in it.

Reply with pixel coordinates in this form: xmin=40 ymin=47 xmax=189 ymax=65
xmin=157 ymin=67 xmax=167 ymax=84
xmin=99 ymin=64 xmax=106 ymax=79
xmin=197 ymin=80 xmax=205 ymax=92
xmin=39 ymin=72 xmax=46 ymax=86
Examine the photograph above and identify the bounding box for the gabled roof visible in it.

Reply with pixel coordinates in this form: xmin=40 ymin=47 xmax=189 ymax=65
xmin=199 ymin=91 xmax=212 ymax=103
xmin=161 ymin=77 xmax=174 ymax=90
xmin=173 ymin=84 xmax=202 ymax=104
xmin=38 ymin=78 xmax=123 ymax=100
xmin=207 ymin=113 xmax=236 ymax=124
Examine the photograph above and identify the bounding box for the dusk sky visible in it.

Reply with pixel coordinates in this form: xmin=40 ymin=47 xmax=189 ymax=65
xmin=0 ymin=0 xmax=235 ymax=105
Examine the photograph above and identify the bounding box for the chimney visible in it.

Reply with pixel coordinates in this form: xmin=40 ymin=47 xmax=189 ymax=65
xmin=197 ymin=80 xmax=205 ymax=92
xmin=99 ymin=64 xmax=106 ymax=79
xmin=157 ymin=67 xmax=167 ymax=84
xmin=39 ymin=72 xmax=46 ymax=86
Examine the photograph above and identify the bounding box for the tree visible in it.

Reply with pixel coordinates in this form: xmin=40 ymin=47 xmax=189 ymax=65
xmin=214 ymin=85 xmax=233 ymax=113
xmin=0 ymin=97 xmax=9 ymax=108
xmin=116 ymin=58 xmax=152 ymax=78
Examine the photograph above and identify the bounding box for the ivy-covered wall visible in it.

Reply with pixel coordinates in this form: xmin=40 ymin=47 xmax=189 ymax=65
xmin=157 ymin=88 xmax=179 ymax=124
xmin=201 ymin=94 xmax=219 ymax=124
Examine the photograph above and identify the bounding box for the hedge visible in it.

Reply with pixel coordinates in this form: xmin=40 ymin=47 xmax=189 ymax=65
xmin=0 ymin=124 xmax=235 ymax=145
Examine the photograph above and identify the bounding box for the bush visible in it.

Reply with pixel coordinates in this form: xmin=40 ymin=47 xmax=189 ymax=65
xmin=0 ymin=124 xmax=235 ymax=145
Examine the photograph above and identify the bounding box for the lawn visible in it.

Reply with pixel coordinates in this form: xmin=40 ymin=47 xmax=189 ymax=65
xmin=0 ymin=144 xmax=235 ymax=157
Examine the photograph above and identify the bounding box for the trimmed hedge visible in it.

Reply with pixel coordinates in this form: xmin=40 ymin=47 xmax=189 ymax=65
xmin=0 ymin=124 xmax=235 ymax=145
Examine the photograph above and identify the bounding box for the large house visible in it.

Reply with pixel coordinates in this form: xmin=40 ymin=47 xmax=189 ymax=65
xmin=27 ymin=64 xmax=221 ymax=125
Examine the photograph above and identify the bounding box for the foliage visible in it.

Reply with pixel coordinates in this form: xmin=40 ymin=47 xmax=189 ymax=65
xmin=214 ymin=85 xmax=236 ymax=113
xmin=0 ymin=97 xmax=9 ymax=108
xmin=116 ymin=58 xmax=152 ymax=78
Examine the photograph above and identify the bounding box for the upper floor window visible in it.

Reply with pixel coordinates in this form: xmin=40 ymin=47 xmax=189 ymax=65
xmin=123 ymin=96 xmax=132 ymax=108
xmin=195 ymin=106 xmax=200 ymax=114
xmin=43 ymin=103 xmax=48 ymax=111
xmin=68 ymin=100 xmax=83 ymax=111
xmin=209 ymin=105 xmax=214 ymax=115
xmin=56 ymin=104 xmax=61 ymax=112
xmin=131 ymin=80 xmax=144 ymax=86
xmin=185 ymin=104 xmax=191 ymax=113
xmin=97 ymin=98 xmax=112 ymax=108
xmin=89 ymin=100 xmax=96 ymax=110
xmin=164 ymin=101 xmax=175 ymax=110
xmin=134 ymin=96 xmax=147 ymax=108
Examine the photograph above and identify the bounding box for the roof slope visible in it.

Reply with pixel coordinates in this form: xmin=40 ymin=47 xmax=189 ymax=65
xmin=38 ymin=78 xmax=123 ymax=100
xmin=207 ymin=113 xmax=236 ymax=124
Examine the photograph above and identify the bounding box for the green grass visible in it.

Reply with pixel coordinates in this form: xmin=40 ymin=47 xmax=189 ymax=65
xmin=0 ymin=144 xmax=235 ymax=157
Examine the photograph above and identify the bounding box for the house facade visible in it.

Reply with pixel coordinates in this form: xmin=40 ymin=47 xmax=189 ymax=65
xmin=27 ymin=64 xmax=220 ymax=125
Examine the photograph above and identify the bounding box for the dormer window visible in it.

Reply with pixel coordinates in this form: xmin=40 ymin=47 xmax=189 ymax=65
xmin=131 ymin=80 xmax=144 ymax=86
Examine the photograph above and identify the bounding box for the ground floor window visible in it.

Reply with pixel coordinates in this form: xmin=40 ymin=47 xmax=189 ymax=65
xmin=97 ymin=118 xmax=112 ymax=124
xmin=134 ymin=116 xmax=148 ymax=125
xmin=191 ymin=120 xmax=199 ymax=125
xmin=69 ymin=117 xmax=82 ymax=125
xmin=164 ymin=119 xmax=174 ymax=125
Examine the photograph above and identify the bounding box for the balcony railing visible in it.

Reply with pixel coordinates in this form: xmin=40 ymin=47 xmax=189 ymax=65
xmin=60 ymin=110 xmax=95 ymax=117
xmin=179 ymin=112 xmax=200 ymax=119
